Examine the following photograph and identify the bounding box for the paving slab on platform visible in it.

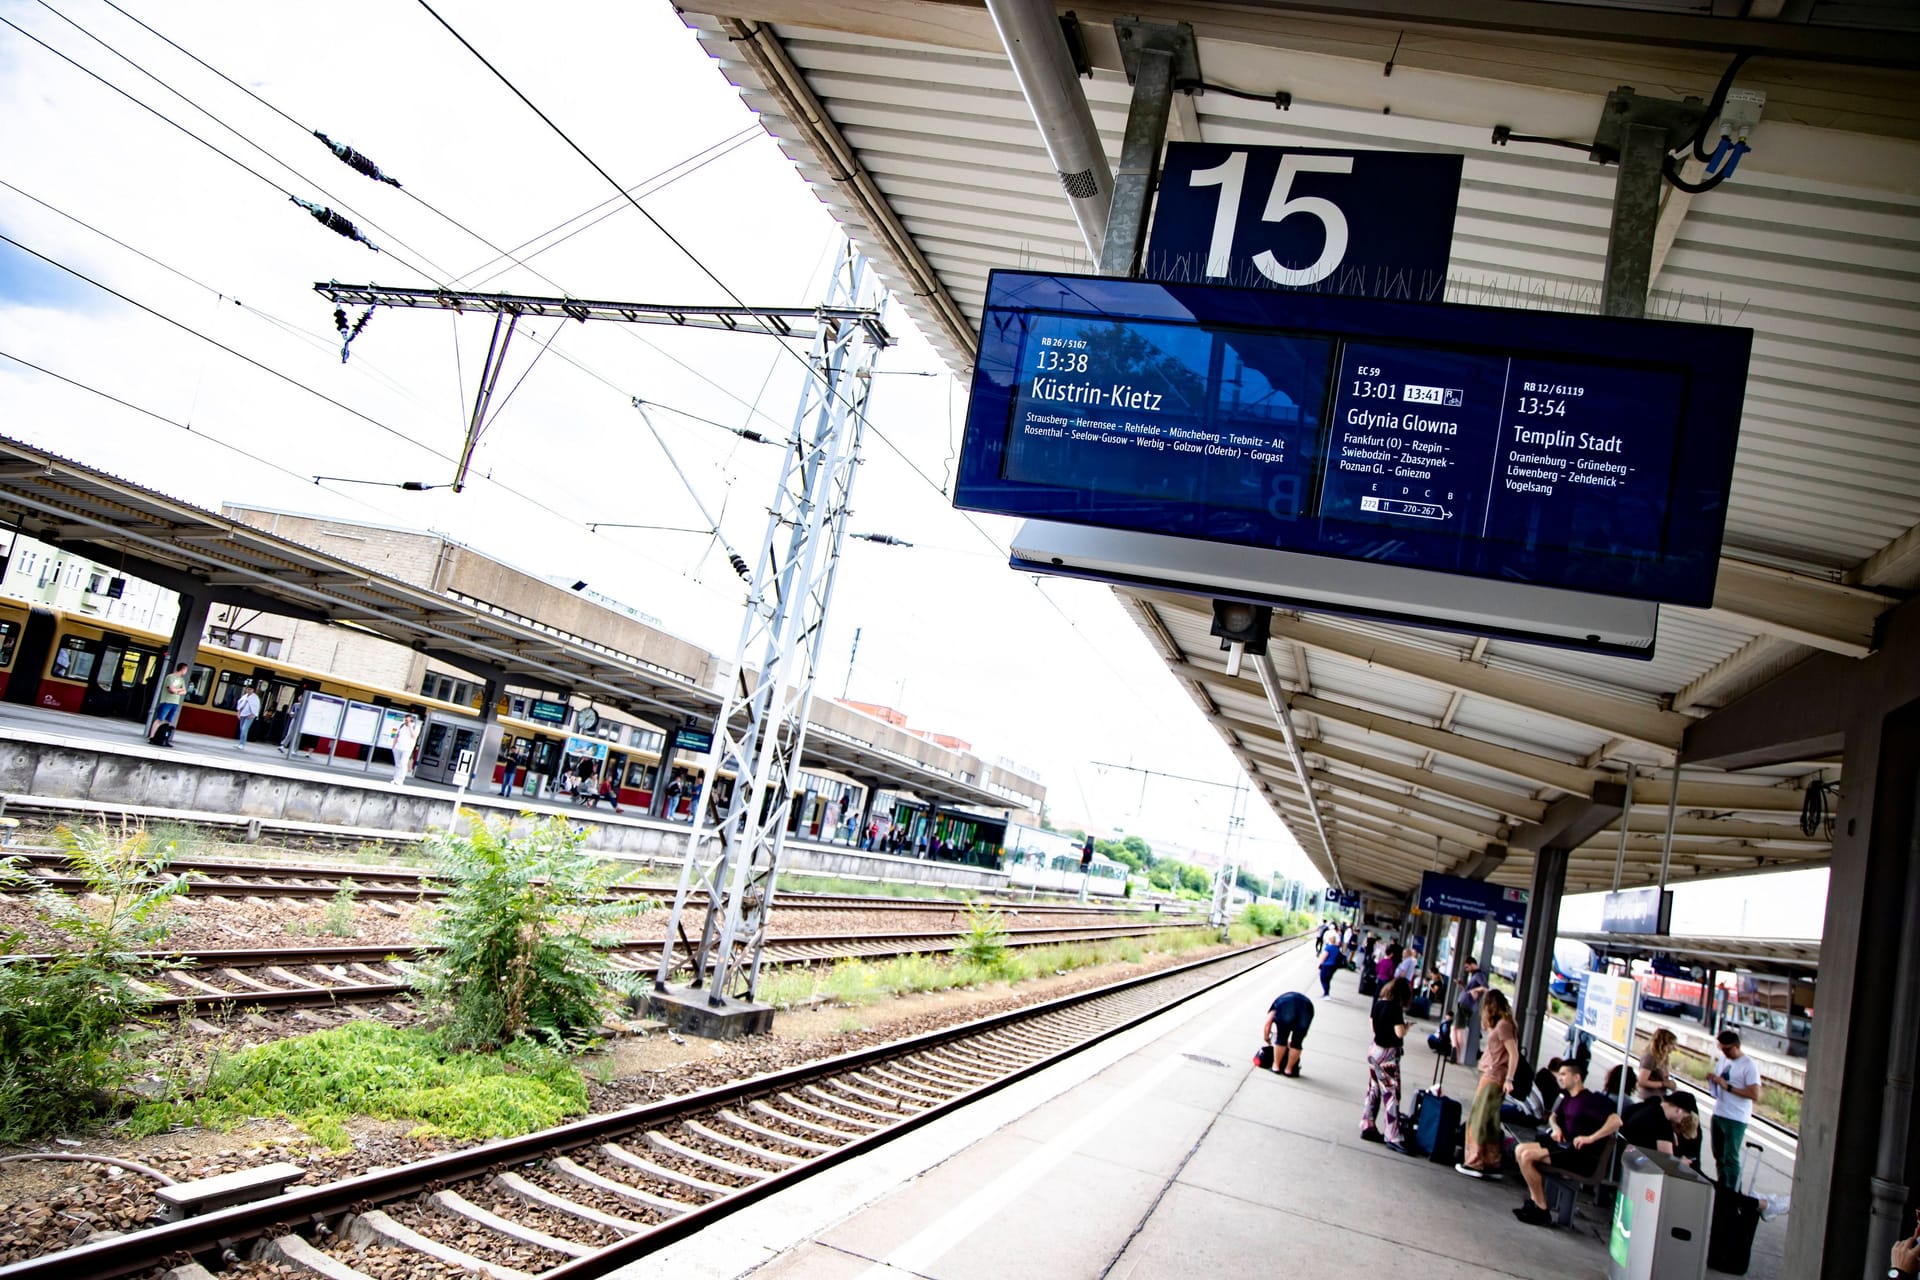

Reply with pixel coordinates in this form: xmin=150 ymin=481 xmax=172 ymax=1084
xmin=609 ymin=938 xmax=1802 ymax=1280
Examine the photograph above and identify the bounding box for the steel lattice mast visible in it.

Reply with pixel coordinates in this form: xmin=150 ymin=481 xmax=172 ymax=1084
xmin=653 ymin=247 xmax=887 ymax=1005
xmin=317 ymin=246 xmax=892 ymax=1008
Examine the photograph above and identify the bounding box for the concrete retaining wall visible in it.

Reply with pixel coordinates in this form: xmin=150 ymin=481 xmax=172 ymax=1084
xmin=0 ymin=730 xmax=1009 ymax=891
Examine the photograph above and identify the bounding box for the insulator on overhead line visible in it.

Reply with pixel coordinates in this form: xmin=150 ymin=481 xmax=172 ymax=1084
xmin=291 ymin=197 xmax=381 ymax=252
xmin=313 ymin=131 xmax=402 ymax=187
xmin=332 ymin=305 xmax=375 ymax=363
xmin=728 ymin=553 xmax=750 ymax=580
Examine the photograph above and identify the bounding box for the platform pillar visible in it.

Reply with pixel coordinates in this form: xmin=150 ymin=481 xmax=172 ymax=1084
xmin=150 ymin=592 xmax=211 ymax=723
xmin=1513 ymin=845 xmax=1569 ymax=1069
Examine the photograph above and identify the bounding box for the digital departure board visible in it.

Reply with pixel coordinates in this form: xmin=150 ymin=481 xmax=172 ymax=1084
xmin=958 ymin=272 xmax=1751 ymax=607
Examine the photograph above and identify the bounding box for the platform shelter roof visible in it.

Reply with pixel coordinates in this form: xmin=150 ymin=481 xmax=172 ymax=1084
xmin=681 ymin=0 xmax=1920 ymax=899
xmin=0 ymin=435 xmax=1009 ymax=809
xmin=1564 ymin=929 xmax=1822 ymax=977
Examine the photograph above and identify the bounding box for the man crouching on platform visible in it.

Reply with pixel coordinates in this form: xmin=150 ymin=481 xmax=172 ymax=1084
xmin=1261 ymin=991 xmax=1314 ymax=1078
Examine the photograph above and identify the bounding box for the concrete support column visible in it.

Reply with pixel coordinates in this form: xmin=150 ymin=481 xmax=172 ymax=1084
xmin=150 ymin=591 xmax=211 ymax=723
xmin=854 ymin=782 xmax=881 ymax=846
xmin=1420 ymin=911 xmax=1443 ymax=983
xmin=470 ymin=677 xmax=503 ymax=795
xmin=1513 ymin=845 xmax=1570 ymax=1069
xmin=1796 ymin=699 xmax=1920 ymax=1279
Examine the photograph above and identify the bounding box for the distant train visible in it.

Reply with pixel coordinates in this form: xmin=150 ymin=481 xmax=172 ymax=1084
xmin=1001 ymin=822 xmax=1129 ymax=899
xmin=0 ymin=601 xmax=745 ymax=814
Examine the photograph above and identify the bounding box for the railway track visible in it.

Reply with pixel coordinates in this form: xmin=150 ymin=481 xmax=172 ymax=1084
xmin=0 ymin=934 xmax=1302 ymax=1280
xmin=18 ymin=921 xmax=1207 ymax=1015
xmin=2 ymin=848 xmax=1151 ymax=916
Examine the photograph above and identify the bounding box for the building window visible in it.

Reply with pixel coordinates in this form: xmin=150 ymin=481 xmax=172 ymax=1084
xmin=420 ymin=673 xmax=476 ymax=707
xmin=208 ymin=627 xmax=283 ymax=659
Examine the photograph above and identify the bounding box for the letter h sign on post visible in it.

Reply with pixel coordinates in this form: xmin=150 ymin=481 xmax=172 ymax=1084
xmin=1143 ymin=144 xmax=1463 ymax=302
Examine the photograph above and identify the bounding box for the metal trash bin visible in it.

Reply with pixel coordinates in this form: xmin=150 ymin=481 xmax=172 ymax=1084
xmin=1609 ymin=1146 xmax=1714 ymax=1280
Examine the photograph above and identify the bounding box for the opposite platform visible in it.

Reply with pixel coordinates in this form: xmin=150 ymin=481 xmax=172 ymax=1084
xmin=612 ymin=941 xmax=1729 ymax=1280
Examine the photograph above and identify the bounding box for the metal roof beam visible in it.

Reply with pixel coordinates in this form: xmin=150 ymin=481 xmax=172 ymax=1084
xmin=1282 ymin=693 xmax=1597 ymax=794
xmin=1297 ymin=736 xmax=1548 ymax=822
xmin=1308 ymin=768 xmax=1509 ymax=839
xmin=1268 ymin=614 xmax=1692 ymax=750
xmin=1682 ymin=650 xmax=1854 ymax=770
xmin=1509 ymin=782 xmax=1627 ymax=853
xmin=1695 ymin=559 xmax=1892 ymax=658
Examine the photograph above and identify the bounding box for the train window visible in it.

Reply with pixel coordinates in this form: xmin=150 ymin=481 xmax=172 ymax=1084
xmin=50 ymin=635 xmax=97 ymax=682
xmin=625 ymin=761 xmax=657 ymax=791
xmin=186 ymin=665 xmax=215 ymax=704
xmin=0 ymin=618 xmax=15 ymax=668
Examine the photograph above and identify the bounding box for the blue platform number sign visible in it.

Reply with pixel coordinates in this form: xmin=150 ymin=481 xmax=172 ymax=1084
xmin=1145 ymin=144 xmax=1463 ymax=301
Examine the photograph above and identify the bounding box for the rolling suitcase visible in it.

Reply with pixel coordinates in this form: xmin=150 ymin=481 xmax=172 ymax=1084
xmin=1707 ymin=1140 xmax=1766 ymax=1275
xmin=1409 ymin=1053 xmax=1462 ymax=1163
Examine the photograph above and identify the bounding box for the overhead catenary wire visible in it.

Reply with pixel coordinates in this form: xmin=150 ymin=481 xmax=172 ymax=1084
xmin=410 ymin=0 xmax=1013 ymax=563
xmin=0 ymin=347 xmax=392 ymax=518
xmin=12 ymin=4 xmax=448 ymax=276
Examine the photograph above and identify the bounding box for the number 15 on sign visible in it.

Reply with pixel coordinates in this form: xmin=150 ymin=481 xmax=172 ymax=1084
xmin=1144 ymin=144 xmax=1463 ymax=300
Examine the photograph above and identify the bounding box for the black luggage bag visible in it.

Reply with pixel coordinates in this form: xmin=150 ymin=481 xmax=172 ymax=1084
xmin=1708 ymin=1141 xmax=1767 ymax=1275
xmin=1708 ymin=1187 xmax=1760 ymax=1274
xmin=1408 ymin=1053 xmax=1461 ymax=1164
xmin=148 ymin=720 xmax=174 ymax=748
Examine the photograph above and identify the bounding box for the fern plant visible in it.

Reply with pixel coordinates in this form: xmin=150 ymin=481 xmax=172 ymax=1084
xmin=414 ymin=815 xmax=646 ymax=1051
xmin=0 ymin=823 xmax=192 ymax=1140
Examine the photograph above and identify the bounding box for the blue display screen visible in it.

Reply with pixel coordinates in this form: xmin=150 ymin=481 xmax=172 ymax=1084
xmin=957 ymin=272 xmax=1751 ymax=607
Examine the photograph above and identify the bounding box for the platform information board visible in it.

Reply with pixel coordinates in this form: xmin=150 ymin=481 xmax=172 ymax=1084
xmin=1417 ymin=870 xmax=1529 ymax=929
xmin=1576 ymin=972 xmax=1640 ymax=1047
xmin=957 ymin=271 xmax=1751 ymax=607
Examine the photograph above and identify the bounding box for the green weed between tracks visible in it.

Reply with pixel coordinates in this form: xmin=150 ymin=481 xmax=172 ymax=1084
xmin=0 ymin=824 xmax=192 ymax=1142
xmin=129 ymin=1021 xmax=587 ymax=1150
xmin=756 ymin=926 xmax=1219 ymax=1010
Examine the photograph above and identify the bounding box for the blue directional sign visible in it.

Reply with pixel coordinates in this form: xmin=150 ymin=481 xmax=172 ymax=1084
xmin=1417 ymin=871 xmax=1530 ymax=929
xmin=1145 ymin=144 xmax=1462 ymax=301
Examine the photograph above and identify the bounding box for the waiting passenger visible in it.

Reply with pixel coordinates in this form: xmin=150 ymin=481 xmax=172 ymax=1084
xmin=1642 ymin=1027 xmax=1679 ymax=1081
xmin=1359 ymin=978 xmax=1414 ymax=1153
xmin=1457 ymin=987 xmax=1517 ymax=1178
xmin=1709 ymin=1029 xmax=1763 ymax=1189
xmin=1586 ymin=1066 xmax=1675 ymax=1155
xmin=1261 ymin=990 xmax=1314 ymax=1078
xmin=1602 ymin=1063 xmax=1639 ymax=1102
xmin=1663 ymin=1090 xmax=1703 ymax=1169
xmin=597 ymin=772 xmax=620 ymax=811
xmin=1512 ymin=1060 xmax=1616 ymax=1226
xmin=1317 ymin=932 xmax=1344 ymax=996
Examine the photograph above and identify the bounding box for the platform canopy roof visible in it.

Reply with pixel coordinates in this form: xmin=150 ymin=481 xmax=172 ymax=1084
xmin=0 ymin=436 xmax=1009 ymax=808
xmin=682 ymin=0 xmax=1920 ymax=899
xmin=1565 ymin=930 xmax=1822 ymax=977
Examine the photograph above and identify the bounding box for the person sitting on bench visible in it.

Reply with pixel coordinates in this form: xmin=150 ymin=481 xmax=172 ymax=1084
xmin=1512 ymin=1060 xmax=1616 ymax=1227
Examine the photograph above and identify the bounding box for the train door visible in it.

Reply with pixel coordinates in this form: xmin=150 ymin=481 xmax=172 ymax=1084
xmin=80 ymin=636 xmax=163 ymax=722
xmin=1 ymin=609 xmax=54 ymax=705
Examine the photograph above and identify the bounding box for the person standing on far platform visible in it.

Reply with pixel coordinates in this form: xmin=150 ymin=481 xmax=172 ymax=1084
xmin=234 ymin=682 xmax=261 ymax=749
xmin=1318 ymin=931 xmax=1344 ymax=996
xmin=391 ymin=714 xmax=420 ymax=786
xmin=1359 ymin=977 xmax=1413 ymax=1152
xmin=151 ymin=662 xmax=189 ymax=738
xmin=1709 ymin=1029 xmax=1763 ymax=1189
xmin=1452 ymin=958 xmax=1488 ymax=1061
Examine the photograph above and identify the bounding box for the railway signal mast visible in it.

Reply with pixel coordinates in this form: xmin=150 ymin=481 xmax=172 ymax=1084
xmin=316 ymin=246 xmax=892 ymax=1031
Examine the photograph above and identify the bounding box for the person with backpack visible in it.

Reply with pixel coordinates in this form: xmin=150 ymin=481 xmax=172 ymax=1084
xmin=1457 ymin=987 xmax=1517 ymax=1178
xmin=1359 ymin=978 xmax=1414 ymax=1153
xmin=150 ymin=661 xmax=190 ymax=744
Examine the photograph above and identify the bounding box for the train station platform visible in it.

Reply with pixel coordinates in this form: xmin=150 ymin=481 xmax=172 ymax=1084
xmin=0 ymin=703 xmax=1010 ymax=890
xmin=615 ymin=943 xmax=1795 ymax=1280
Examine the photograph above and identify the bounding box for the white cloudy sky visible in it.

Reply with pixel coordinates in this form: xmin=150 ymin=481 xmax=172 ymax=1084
xmin=0 ymin=0 xmax=1317 ymax=879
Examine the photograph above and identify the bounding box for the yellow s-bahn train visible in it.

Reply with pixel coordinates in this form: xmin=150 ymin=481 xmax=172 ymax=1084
xmin=0 ymin=600 xmax=728 ymax=813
